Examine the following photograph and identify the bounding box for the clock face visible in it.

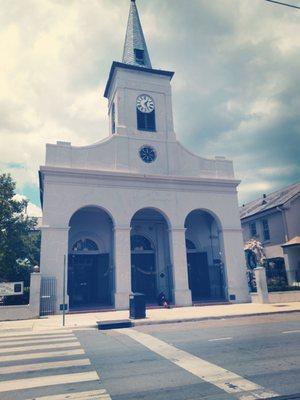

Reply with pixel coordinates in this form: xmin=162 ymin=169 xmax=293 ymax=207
xmin=139 ymin=146 xmax=156 ymax=163
xmin=136 ymin=94 xmax=155 ymax=114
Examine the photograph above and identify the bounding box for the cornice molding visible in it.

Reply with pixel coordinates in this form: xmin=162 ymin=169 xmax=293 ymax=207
xmin=40 ymin=226 xmax=70 ymax=231
xmin=40 ymin=165 xmax=240 ymax=188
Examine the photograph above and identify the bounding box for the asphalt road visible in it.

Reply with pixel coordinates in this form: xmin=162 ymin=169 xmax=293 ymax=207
xmin=0 ymin=312 xmax=299 ymax=399
xmin=77 ymin=313 xmax=300 ymax=400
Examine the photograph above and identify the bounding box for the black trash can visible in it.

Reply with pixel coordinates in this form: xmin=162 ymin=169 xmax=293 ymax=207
xmin=129 ymin=293 xmax=146 ymax=319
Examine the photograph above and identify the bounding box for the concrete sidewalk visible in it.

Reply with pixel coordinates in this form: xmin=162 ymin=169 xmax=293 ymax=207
xmin=0 ymin=302 xmax=299 ymax=333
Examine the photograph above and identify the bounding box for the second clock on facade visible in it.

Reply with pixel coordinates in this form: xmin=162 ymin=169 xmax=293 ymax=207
xmin=139 ymin=146 xmax=156 ymax=163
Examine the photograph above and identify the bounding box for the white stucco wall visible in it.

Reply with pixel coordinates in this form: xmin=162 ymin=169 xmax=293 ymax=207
xmin=40 ymin=64 xmax=250 ymax=312
xmin=40 ymin=167 xmax=250 ymax=311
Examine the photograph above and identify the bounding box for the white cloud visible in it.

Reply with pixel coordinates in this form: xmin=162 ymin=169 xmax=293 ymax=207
xmin=1 ymin=0 xmax=299 ymax=207
xmin=13 ymin=194 xmax=42 ymax=217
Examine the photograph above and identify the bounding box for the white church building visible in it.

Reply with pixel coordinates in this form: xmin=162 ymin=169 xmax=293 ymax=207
xmin=39 ymin=0 xmax=250 ymax=313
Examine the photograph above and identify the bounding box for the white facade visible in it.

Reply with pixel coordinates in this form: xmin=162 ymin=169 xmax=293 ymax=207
xmin=39 ymin=2 xmax=250 ymax=313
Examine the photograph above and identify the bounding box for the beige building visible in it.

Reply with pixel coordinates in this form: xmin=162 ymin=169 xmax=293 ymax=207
xmin=240 ymin=182 xmax=300 ymax=285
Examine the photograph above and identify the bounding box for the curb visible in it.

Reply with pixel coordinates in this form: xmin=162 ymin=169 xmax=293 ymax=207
xmin=2 ymin=308 xmax=299 ymax=332
xmin=68 ymin=308 xmax=300 ymax=330
xmin=130 ymin=308 xmax=300 ymax=327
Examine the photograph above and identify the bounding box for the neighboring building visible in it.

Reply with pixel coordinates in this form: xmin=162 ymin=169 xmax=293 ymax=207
xmin=240 ymin=182 xmax=300 ymax=285
xmin=39 ymin=0 xmax=249 ymax=313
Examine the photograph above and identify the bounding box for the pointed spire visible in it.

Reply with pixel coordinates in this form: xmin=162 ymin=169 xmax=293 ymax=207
xmin=122 ymin=0 xmax=152 ymax=69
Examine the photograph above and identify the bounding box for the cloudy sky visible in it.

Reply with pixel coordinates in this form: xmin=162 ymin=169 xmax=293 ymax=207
xmin=1 ymin=0 xmax=300 ymax=216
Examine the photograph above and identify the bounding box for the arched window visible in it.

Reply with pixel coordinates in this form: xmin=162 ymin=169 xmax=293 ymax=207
xmin=136 ymin=95 xmax=156 ymax=132
xmin=72 ymin=239 xmax=98 ymax=252
xmin=131 ymin=235 xmax=153 ymax=252
xmin=137 ymin=109 xmax=156 ymax=132
xmin=186 ymin=239 xmax=196 ymax=250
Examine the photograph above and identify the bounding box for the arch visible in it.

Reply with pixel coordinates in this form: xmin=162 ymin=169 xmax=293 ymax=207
xmin=184 ymin=208 xmax=223 ymax=231
xmin=131 ymin=235 xmax=154 ymax=252
xmin=186 ymin=239 xmax=197 ymax=251
xmin=68 ymin=204 xmax=115 ymax=228
xmin=130 ymin=206 xmax=172 ymax=230
xmin=184 ymin=208 xmax=227 ymax=302
xmin=72 ymin=238 xmax=98 ymax=252
xmin=68 ymin=205 xmax=114 ymax=310
xmin=69 ymin=231 xmax=106 ymax=254
xmin=130 ymin=207 xmax=173 ymax=303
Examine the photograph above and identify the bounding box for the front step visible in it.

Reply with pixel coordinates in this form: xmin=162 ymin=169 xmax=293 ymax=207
xmin=97 ymin=320 xmax=133 ymax=330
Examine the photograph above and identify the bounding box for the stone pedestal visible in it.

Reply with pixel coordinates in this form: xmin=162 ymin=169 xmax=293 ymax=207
xmin=221 ymin=228 xmax=251 ymax=303
xmin=169 ymin=227 xmax=192 ymax=306
xmin=254 ymin=267 xmax=269 ymax=303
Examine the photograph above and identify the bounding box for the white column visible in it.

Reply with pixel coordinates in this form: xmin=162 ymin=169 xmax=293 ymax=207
xmin=221 ymin=228 xmax=250 ymax=303
xmin=169 ymin=227 xmax=192 ymax=306
xmin=114 ymin=226 xmax=131 ymax=310
xmin=254 ymin=267 xmax=269 ymax=303
xmin=40 ymin=226 xmax=69 ymax=313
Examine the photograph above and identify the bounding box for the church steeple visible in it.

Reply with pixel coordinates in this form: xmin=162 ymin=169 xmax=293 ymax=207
xmin=122 ymin=0 xmax=152 ymax=69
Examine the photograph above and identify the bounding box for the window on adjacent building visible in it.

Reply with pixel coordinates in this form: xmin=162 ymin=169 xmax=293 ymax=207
xmin=249 ymin=222 xmax=257 ymax=237
xmin=262 ymin=219 xmax=270 ymax=241
xmin=134 ymin=48 xmax=145 ymax=65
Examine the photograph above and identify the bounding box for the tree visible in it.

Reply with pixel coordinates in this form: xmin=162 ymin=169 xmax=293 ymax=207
xmin=0 ymin=173 xmax=40 ymax=287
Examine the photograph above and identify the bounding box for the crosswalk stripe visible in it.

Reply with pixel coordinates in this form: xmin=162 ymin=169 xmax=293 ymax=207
xmin=118 ymin=328 xmax=278 ymax=399
xmin=0 ymin=358 xmax=91 ymax=374
xmin=0 ymin=336 xmax=77 ymax=347
xmin=0 ymin=330 xmax=73 ymax=338
xmin=24 ymin=389 xmax=111 ymax=400
xmin=0 ymin=371 xmax=99 ymax=393
xmin=0 ymin=341 xmax=80 ymax=354
xmin=0 ymin=334 xmax=74 ymax=343
xmin=0 ymin=348 xmax=85 ymax=363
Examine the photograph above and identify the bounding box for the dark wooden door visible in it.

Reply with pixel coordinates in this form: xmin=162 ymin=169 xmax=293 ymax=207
xmin=187 ymin=252 xmax=210 ymax=300
xmin=68 ymin=254 xmax=110 ymax=308
xmin=131 ymin=253 xmax=156 ymax=303
xmin=96 ymin=254 xmax=110 ymax=304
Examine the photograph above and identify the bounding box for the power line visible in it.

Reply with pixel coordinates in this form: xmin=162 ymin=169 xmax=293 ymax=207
xmin=265 ymin=0 xmax=300 ymax=9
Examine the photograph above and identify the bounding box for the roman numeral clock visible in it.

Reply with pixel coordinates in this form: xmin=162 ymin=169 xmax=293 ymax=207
xmin=136 ymin=94 xmax=154 ymax=113
xmin=136 ymin=94 xmax=157 ymax=163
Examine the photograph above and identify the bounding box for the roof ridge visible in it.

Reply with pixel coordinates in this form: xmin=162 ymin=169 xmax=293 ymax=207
xmin=240 ymin=182 xmax=300 ymax=219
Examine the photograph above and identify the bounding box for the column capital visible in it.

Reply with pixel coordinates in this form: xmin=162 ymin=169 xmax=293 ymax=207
xmin=114 ymin=225 xmax=131 ymax=232
xmin=40 ymin=225 xmax=70 ymax=232
xmin=168 ymin=226 xmax=186 ymax=233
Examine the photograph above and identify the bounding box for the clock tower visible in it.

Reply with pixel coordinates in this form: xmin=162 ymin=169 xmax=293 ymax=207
xmin=104 ymin=0 xmax=176 ymax=144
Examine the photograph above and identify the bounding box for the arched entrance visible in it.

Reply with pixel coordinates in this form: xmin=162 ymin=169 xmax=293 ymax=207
xmin=68 ymin=206 xmax=114 ymax=310
xmin=185 ymin=210 xmax=226 ymax=302
xmin=131 ymin=235 xmax=156 ymax=302
xmin=130 ymin=208 xmax=173 ymax=304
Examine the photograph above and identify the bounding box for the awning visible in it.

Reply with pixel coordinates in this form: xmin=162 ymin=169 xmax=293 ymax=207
xmin=282 ymin=236 xmax=300 ymax=248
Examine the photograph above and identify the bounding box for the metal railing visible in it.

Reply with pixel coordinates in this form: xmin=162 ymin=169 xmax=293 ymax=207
xmin=40 ymin=277 xmax=57 ymax=316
